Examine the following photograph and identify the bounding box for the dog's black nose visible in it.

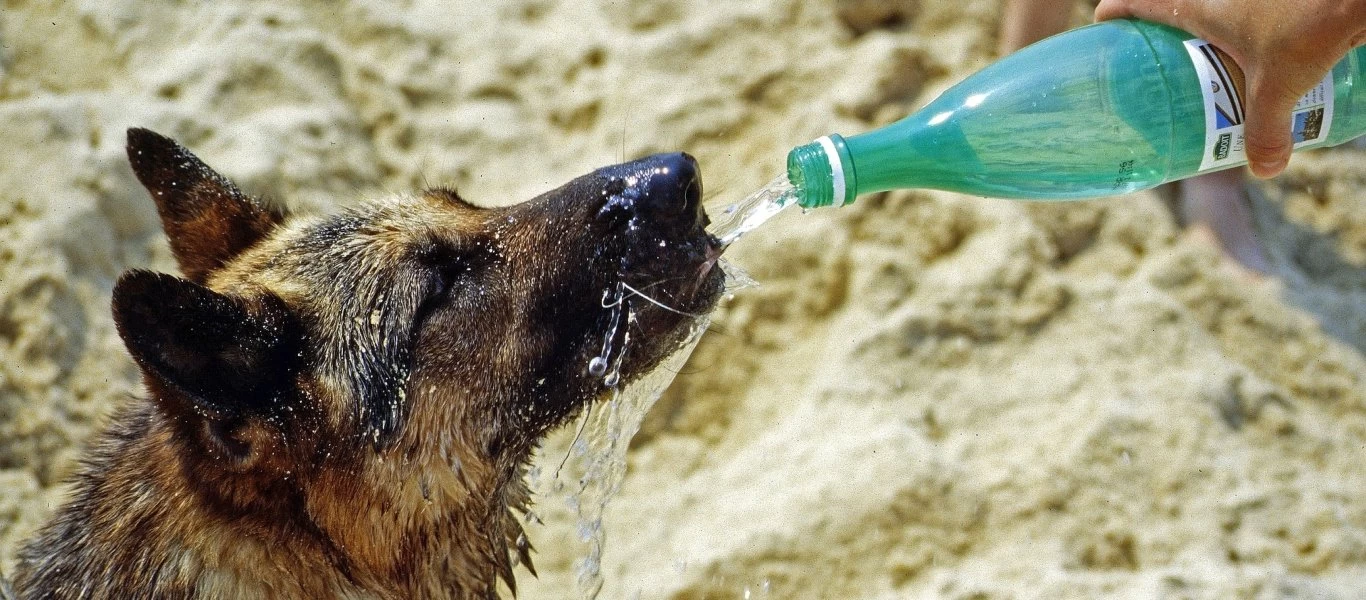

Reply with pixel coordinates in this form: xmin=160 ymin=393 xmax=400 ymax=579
xmin=641 ymin=152 xmax=701 ymax=211
xmin=598 ymin=152 xmax=703 ymax=230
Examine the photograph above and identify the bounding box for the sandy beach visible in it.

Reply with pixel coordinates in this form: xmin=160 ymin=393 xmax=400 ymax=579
xmin=2 ymin=1 xmax=1364 ymax=598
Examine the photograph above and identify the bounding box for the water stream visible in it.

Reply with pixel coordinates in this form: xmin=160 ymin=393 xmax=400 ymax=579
xmin=705 ymin=175 xmax=799 ymax=247
xmin=528 ymin=329 xmax=703 ymax=598
xmin=528 ymin=264 xmax=753 ymax=599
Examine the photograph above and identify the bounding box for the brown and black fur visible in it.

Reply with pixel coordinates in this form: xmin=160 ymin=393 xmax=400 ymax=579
xmin=10 ymin=128 xmax=724 ymax=599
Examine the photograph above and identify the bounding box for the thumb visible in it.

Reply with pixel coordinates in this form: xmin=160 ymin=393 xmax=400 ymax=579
xmin=1240 ymin=71 xmax=1299 ymax=178
xmin=1094 ymin=0 xmax=1181 ymax=24
xmin=1093 ymin=0 xmax=1133 ymax=21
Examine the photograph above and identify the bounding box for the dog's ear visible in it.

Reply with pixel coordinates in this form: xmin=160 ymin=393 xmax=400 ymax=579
xmin=126 ymin=128 xmax=284 ymax=283
xmin=112 ymin=270 xmax=301 ymax=467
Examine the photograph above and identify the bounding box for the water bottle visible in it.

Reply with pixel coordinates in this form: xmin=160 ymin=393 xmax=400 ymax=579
xmin=786 ymin=19 xmax=1366 ymax=209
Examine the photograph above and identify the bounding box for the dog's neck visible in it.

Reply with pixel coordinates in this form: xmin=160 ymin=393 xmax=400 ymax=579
xmin=16 ymin=400 xmax=529 ymax=599
xmin=305 ymin=431 xmax=534 ymax=595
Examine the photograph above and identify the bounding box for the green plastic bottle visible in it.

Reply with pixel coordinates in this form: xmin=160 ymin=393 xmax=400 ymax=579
xmin=787 ymin=19 xmax=1366 ymax=209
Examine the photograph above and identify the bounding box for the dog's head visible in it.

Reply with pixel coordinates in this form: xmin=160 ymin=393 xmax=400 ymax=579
xmin=111 ymin=128 xmax=724 ymax=583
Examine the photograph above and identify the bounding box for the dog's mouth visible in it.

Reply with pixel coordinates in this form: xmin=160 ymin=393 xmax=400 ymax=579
xmin=581 ymin=152 xmax=726 ymax=388
xmin=595 ymin=153 xmax=722 ymax=299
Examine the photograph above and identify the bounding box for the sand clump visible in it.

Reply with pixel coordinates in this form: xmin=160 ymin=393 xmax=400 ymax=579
xmin=2 ymin=1 xmax=1365 ymax=598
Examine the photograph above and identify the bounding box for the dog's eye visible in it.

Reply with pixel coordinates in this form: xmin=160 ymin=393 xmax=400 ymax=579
xmin=411 ymin=263 xmax=457 ymax=329
xmin=416 ymin=244 xmax=461 ymax=302
xmin=430 ymin=266 xmax=454 ymax=299
xmin=416 ymin=238 xmax=498 ymax=313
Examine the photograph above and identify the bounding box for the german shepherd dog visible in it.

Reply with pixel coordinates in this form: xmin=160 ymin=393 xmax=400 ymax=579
xmin=7 ymin=129 xmax=725 ymax=598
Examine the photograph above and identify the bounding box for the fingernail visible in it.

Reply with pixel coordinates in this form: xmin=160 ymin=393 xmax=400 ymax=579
xmin=1251 ymin=158 xmax=1287 ymax=178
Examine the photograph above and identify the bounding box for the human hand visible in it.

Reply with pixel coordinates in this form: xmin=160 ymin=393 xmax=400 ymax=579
xmin=1095 ymin=0 xmax=1366 ymax=178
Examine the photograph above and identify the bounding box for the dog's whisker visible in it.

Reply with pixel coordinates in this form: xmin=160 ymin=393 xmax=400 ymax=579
xmin=620 ymin=281 xmax=705 ymax=318
xmin=702 ymin=323 xmax=733 ymax=338
xmin=555 ymin=401 xmax=595 ymax=479
xmin=627 ymin=278 xmax=672 ymax=291
xmin=600 ymin=287 xmax=624 ymax=309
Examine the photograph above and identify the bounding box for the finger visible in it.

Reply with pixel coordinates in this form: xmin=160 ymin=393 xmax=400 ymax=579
xmin=1094 ymin=0 xmax=1182 ymax=25
xmin=1240 ymin=74 xmax=1299 ymax=178
xmin=1092 ymin=0 xmax=1133 ymax=21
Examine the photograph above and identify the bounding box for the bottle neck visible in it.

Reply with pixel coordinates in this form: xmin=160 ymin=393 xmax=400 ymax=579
xmin=787 ymin=134 xmax=856 ymax=209
xmin=789 ymin=109 xmax=977 ymax=207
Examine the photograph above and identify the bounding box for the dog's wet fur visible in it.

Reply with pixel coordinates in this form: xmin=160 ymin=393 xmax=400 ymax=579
xmin=9 ymin=129 xmax=724 ymax=599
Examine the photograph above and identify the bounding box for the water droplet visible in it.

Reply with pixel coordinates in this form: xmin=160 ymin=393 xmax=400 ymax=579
xmin=588 ymin=356 xmax=608 ymax=376
xmin=603 ymin=371 xmax=620 ymax=387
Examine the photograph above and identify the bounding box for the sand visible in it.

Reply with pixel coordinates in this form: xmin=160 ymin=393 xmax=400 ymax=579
xmin=2 ymin=0 xmax=1365 ymax=598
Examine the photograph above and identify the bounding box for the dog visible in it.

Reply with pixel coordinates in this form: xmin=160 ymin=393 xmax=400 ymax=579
xmin=8 ymin=128 xmax=725 ymax=599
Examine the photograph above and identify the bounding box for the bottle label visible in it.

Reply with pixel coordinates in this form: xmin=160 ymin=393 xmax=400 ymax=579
xmin=1182 ymin=39 xmax=1335 ymax=172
